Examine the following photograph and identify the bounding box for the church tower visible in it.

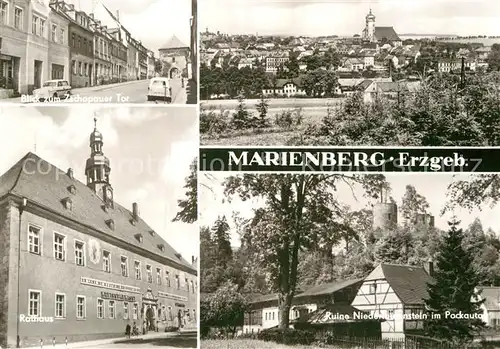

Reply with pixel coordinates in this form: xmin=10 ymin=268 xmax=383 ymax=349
xmin=85 ymin=118 xmax=113 ymax=206
xmin=363 ymin=9 xmax=376 ymax=42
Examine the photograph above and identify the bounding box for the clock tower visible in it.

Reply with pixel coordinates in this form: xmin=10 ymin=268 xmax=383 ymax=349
xmin=85 ymin=117 xmax=113 ymax=206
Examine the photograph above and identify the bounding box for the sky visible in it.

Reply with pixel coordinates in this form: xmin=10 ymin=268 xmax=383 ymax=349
xmin=200 ymin=0 xmax=500 ymax=37
xmin=199 ymin=173 xmax=500 ymax=247
xmin=67 ymin=0 xmax=192 ymax=53
xmin=0 ymin=105 xmax=198 ymax=261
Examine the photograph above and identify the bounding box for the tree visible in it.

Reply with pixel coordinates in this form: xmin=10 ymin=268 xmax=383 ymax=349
xmin=255 ymin=95 xmax=269 ymax=128
xmin=211 ymin=216 xmax=233 ymax=269
xmin=172 ymin=158 xmax=197 ymax=223
xmin=200 ymin=282 xmax=248 ymax=338
xmin=232 ymin=94 xmax=251 ymax=129
xmin=487 ymin=44 xmax=500 ymax=71
xmin=400 ymin=185 xmax=430 ymax=226
xmin=223 ymin=174 xmax=386 ymax=328
xmin=424 ymin=220 xmax=485 ymax=345
xmin=286 ymin=52 xmax=300 ymax=78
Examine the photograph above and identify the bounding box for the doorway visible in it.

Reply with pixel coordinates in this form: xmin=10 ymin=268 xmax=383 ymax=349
xmin=146 ymin=307 xmax=155 ymax=331
xmin=34 ymin=60 xmax=43 ymax=88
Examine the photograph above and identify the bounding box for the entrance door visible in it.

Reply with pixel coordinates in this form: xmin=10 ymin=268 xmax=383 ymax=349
xmin=146 ymin=307 xmax=155 ymax=331
xmin=34 ymin=60 xmax=43 ymax=88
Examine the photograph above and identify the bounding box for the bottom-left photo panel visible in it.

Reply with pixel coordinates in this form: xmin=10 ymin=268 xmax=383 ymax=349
xmin=0 ymin=105 xmax=198 ymax=349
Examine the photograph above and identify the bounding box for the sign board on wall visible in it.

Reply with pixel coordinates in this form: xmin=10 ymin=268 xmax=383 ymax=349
xmin=81 ymin=277 xmax=141 ymax=294
xmin=158 ymin=291 xmax=188 ymax=302
xmin=101 ymin=291 xmax=136 ymax=302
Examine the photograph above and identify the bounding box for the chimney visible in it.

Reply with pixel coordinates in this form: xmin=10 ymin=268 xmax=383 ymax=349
xmin=116 ymin=10 xmax=120 ymax=22
xmin=132 ymin=202 xmax=139 ymax=220
xmin=67 ymin=168 xmax=74 ymax=179
xmin=424 ymin=259 xmax=434 ymax=277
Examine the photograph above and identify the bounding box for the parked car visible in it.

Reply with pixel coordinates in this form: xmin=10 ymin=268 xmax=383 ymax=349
xmin=147 ymin=77 xmax=172 ymax=102
xmin=33 ymin=80 xmax=72 ymax=101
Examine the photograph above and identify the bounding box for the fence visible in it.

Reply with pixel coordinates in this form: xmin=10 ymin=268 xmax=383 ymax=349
xmin=325 ymin=335 xmax=455 ymax=349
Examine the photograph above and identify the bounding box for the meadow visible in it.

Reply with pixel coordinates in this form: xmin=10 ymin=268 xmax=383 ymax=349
xmin=200 ymin=339 xmax=327 ymax=349
xmin=200 ymin=98 xmax=344 ymax=146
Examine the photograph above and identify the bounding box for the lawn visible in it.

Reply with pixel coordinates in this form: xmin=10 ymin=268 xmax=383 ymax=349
xmin=201 ymin=339 xmax=326 ymax=349
xmin=200 ymin=105 xmax=333 ymax=146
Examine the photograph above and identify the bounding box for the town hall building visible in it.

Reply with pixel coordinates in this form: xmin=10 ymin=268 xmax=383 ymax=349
xmin=0 ymin=120 xmax=197 ymax=348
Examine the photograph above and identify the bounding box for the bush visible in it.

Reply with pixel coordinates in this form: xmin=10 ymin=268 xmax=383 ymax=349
xmin=274 ymin=108 xmax=304 ymax=130
xmin=200 ymin=108 xmax=230 ymax=135
xmin=257 ymin=328 xmax=315 ymax=345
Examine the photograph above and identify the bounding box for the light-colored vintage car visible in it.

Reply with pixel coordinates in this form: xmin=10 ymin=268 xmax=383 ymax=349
xmin=147 ymin=77 xmax=172 ymax=102
xmin=33 ymin=79 xmax=72 ymax=101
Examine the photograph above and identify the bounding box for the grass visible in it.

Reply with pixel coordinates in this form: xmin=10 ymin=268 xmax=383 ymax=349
xmin=200 ymin=108 xmax=330 ymax=146
xmin=200 ymin=339 xmax=326 ymax=349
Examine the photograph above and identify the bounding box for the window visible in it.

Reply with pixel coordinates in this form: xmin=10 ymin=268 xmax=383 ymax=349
xmin=77 ymin=36 xmax=81 ymax=49
xmin=51 ymin=24 xmax=57 ymax=42
xmin=185 ymin=278 xmax=189 ymax=291
xmin=28 ymin=225 xmax=41 ymax=255
xmin=97 ymin=298 xmax=104 ymax=319
xmin=135 ymin=261 xmax=141 ymax=280
xmin=108 ymin=301 xmax=115 ymax=319
xmin=172 ymin=57 xmax=176 ymax=63
xmin=156 ymin=268 xmax=161 ymax=285
xmin=71 ymin=33 xmax=75 ymax=47
xmin=146 ymin=265 xmax=152 ymax=283
xmin=0 ymin=1 xmax=7 ymax=25
xmin=74 ymin=241 xmax=85 ymax=266
xmin=191 ymin=280 xmax=194 ymax=293
xmin=133 ymin=303 xmax=138 ymax=320
xmin=387 ymin=309 xmax=394 ymax=318
xmin=39 ymin=18 xmax=45 ymax=38
xmin=14 ymin=7 xmax=23 ymax=29
xmin=123 ymin=302 xmax=129 ymax=319
xmin=53 ymin=233 xmax=65 ymax=261
xmin=121 ymin=256 xmax=128 ymax=277
xmin=167 ymin=306 xmax=173 ymax=321
xmin=165 ymin=270 xmax=171 ymax=287
xmin=72 ymin=60 xmax=76 ymax=75
xmin=29 ymin=290 xmax=41 ymax=316
xmin=60 ymin=28 xmax=65 ymax=44
xmin=79 ymin=62 xmax=82 ymax=76
xmin=102 ymin=251 xmax=110 ymax=273
xmin=175 ymin=275 xmax=180 ymax=289
xmin=369 ymin=284 xmax=377 ymax=294
xmin=55 ymin=293 xmax=65 ymax=318
xmin=84 ymin=63 xmax=88 ymax=76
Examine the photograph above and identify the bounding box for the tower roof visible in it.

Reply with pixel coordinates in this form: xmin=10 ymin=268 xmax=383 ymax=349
xmin=160 ymin=35 xmax=188 ymax=50
xmin=366 ymin=8 xmax=375 ymax=20
xmin=90 ymin=117 xmax=103 ymax=143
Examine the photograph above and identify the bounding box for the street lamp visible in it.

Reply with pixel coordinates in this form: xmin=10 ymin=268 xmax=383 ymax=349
xmin=16 ymin=197 xmax=27 ymax=348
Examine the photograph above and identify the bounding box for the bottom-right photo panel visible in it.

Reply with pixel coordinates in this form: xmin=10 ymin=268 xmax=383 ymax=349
xmin=199 ymin=173 xmax=499 ymax=349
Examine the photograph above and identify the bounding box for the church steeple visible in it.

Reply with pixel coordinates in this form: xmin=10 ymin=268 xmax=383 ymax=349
xmin=85 ymin=117 xmax=113 ymax=205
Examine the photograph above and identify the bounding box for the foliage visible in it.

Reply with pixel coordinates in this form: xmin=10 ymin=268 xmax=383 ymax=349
xmin=424 ymin=220 xmax=485 ymax=345
xmin=257 ymin=328 xmax=316 ymax=345
xmin=487 ymin=44 xmax=500 ymax=71
xmin=300 ymin=72 xmax=500 ymax=146
xmin=256 ymin=95 xmax=270 ymax=128
xmin=273 ymin=108 xmax=303 ymax=130
xmin=401 ymin=185 xmax=430 ymax=226
xmin=223 ymin=174 xmax=387 ymax=328
xmin=201 ymin=282 xmax=249 ymax=338
xmin=172 ymin=158 xmax=197 ymax=223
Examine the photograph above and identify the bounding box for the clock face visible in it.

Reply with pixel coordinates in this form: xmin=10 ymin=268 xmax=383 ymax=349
xmin=88 ymin=239 xmax=101 ymax=264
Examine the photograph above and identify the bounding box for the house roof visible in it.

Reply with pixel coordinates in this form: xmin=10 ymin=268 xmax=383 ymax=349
xmin=374 ymin=27 xmax=401 ymax=42
xmin=249 ymin=278 xmax=361 ymax=305
xmin=160 ymin=35 xmax=188 ymax=50
xmin=478 ymin=286 xmax=500 ymax=311
xmin=376 ymin=82 xmax=408 ymax=93
xmin=357 ymin=79 xmax=374 ymax=91
xmin=0 ymin=152 xmax=196 ymax=274
xmin=298 ymin=278 xmax=364 ymax=297
xmin=293 ymin=303 xmax=382 ymax=324
xmin=380 ymin=263 xmax=431 ymax=305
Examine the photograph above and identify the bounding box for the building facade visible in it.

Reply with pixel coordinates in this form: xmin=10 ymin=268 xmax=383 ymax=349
xmin=0 ymin=0 xmax=29 ymax=96
xmin=159 ymin=35 xmax=190 ymax=79
xmin=48 ymin=1 xmax=70 ymax=81
xmin=68 ymin=9 xmax=94 ymax=87
xmin=0 ymin=123 xmax=197 ymax=348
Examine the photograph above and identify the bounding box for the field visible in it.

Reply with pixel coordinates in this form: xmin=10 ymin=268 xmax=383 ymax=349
xmin=201 ymin=339 xmax=325 ymax=349
xmin=200 ymin=98 xmax=344 ymax=146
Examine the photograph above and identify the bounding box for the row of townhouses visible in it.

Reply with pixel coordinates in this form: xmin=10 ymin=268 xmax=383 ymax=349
xmin=0 ymin=0 xmax=157 ymax=97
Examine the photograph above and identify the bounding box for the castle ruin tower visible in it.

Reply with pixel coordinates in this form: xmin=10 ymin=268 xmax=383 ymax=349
xmin=363 ymin=9 xmax=376 ymax=42
xmin=372 ymin=186 xmax=398 ymax=230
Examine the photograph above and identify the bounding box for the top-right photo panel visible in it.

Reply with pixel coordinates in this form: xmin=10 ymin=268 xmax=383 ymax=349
xmin=199 ymin=0 xmax=500 ymax=147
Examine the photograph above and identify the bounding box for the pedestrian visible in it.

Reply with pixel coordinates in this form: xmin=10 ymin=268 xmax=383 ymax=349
xmin=125 ymin=323 xmax=131 ymax=339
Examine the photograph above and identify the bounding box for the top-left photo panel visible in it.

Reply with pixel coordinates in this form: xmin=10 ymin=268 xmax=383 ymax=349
xmin=0 ymin=0 xmax=198 ymax=105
